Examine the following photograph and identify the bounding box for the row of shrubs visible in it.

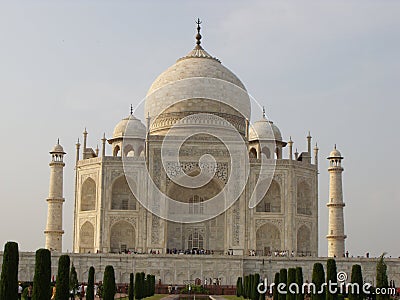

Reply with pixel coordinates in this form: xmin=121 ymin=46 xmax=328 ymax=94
xmin=0 ymin=241 xmax=156 ymax=300
xmin=236 ymin=256 xmax=391 ymax=300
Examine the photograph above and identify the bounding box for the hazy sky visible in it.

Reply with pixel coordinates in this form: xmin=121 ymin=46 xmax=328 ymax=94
xmin=0 ymin=0 xmax=399 ymax=257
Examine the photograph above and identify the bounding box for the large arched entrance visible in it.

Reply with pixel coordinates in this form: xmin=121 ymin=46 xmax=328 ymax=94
xmin=256 ymin=223 xmax=281 ymax=256
xmin=110 ymin=221 xmax=135 ymax=253
xmin=166 ymin=174 xmax=225 ymax=253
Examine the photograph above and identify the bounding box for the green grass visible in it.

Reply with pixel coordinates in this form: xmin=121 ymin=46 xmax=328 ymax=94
xmin=118 ymin=294 xmax=168 ymax=300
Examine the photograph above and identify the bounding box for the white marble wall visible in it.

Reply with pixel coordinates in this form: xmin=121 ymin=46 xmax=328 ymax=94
xmin=7 ymin=252 xmax=400 ymax=286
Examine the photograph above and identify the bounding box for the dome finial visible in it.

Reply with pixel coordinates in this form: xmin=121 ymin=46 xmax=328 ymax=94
xmin=262 ymin=106 xmax=266 ymax=119
xmin=195 ymin=18 xmax=202 ymax=48
xmin=130 ymin=104 xmax=133 ymax=115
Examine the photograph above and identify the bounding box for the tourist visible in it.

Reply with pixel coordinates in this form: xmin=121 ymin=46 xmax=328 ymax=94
xmin=69 ymin=288 xmax=74 ymax=300
xmin=18 ymin=283 xmax=23 ymax=300
xmin=51 ymin=284 xmax=56 ymax=300
xmin=27 ymin=284 xmax=33 ymax=300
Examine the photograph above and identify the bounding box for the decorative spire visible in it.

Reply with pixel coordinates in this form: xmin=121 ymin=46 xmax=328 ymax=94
xmin=57 ymin=138 xmax=60 ymax=145
xmin=195 ymin=18 xmax=202 ymax=48
xmin=262 ymin=106 xmax=266 ymax=119
xmin=307 ymin=131 xmax=312 ymax=153
xmin=101 ymin=133 xmax=106 ymax=158
xmin=130 ymin=104 xmax=133 ymax=115
xmin=288 ymin=136 xmax=293 ymax=160
xmin=179 ymin=18 xmax=220 ymax=62
xmin=334 ymin=144 xmax=337 ymax=149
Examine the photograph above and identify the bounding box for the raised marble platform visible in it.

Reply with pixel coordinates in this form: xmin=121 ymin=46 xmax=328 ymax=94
xmin=5 ymin=252 xmax=400 ymax=286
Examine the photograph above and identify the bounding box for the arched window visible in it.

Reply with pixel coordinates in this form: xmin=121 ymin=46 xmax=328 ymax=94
xmin=188 ymin=229 xmax=204 ymax=249
xmin=111 ymin=177 xmax=137 ymax=210
xmin=79 ymin=221 xmax=94 ymax=253
xmin=81 ymin=178 xmax=96 ymax=211
xmin=261 ymin=147 xmax=271 ymax=159
xmin=113 ymin=145 xmax=120 ymax=157
xmin=189 ymin=195 xmax=204 ymax=214
xmin=124 ymin=144 xmax=134 ymax=157
xmin=138 ymin=146 xmax=145 ymax=157
xmin=275 ymin=147 xmax=281 ymax=159
xmin=249 ymin=148 xmax=257 ymax=159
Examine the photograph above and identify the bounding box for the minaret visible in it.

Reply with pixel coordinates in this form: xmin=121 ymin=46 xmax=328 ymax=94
xmin=44 ymin=140 xmax=66 ymax=252
xmin=327 ymin=145 xmax=346 ymax=257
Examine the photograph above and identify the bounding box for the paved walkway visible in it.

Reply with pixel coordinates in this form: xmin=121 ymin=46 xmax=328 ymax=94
xmin=160 ymin=295 xmax=180 ymax=300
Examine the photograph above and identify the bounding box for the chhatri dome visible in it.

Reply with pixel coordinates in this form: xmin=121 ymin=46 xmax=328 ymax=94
xmin=144 ymin=19 xmax=251 ymax=135
xmin=328 ymin=145 xmax=343 ymax=159
xmin=111 ymin=114 xmax=146 ymax=140
xmin=249 ymin=110 xmax=283 ymax=142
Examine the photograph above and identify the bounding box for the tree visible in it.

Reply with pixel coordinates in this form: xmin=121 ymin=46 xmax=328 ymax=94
xmin=273 ymin=272 xmax=280 ymax=300
xmin=141 ymin=273 xmax=146 ymax=298
xmin=254 ymin=273 xmax=260 ymax=300
xmin=151 ymin=275 xmax=156 ymax=296
xmin=134 ymin=272 xmax=142 ymax=300
xmin=326 ymin=259 xmax=338 ymax=300
xmin=311 ymin=263 xmax=325 ymax=300
xmin=278 ymin=269 xmax=288 ymax=300
xmin=128 ymin=273 xmax=134 ymax=300
xmin=0 ymin=242 xmax=19 ymax=300
xmin=103 ymin=266 xmax=116 ymax=300
xmin=287 ymin=268 xmax=296 ymax=300
xmin=69 ymin=264 xmax=78 ymax=298
xmin=349 ymin=264 xmax=363 ymax=300
xmin=296 ymin=267 xmax=304 ymax=300
xmin=376 ymin=254 xmax=389 ymax=300
xmin=237 ymin=277 xmax=243 ymax=297
xmin=32 ymin=249 xmax=51 ymax=300
xmin=146 ymin=274 xmax=152 ymax=297
xmin=55 ymin=255 xmax=70 ymax=300
xmin=248 ymin=274 xmax=253 ymax=300
xmin=86 ymin=267 xmax=95 ymax=300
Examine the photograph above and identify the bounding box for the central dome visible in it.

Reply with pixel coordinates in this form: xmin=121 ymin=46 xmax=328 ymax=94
xmin=144 ymin=41 xmax=251 ymax=134
xmin=147 ymin=48 xmax=246 ymax=96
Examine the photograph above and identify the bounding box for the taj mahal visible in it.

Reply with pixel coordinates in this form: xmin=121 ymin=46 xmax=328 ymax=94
xmin=43 ymin=21 xmax=346 ymax=261
xmin=24 ymin=21 xmax=393 ymax=286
